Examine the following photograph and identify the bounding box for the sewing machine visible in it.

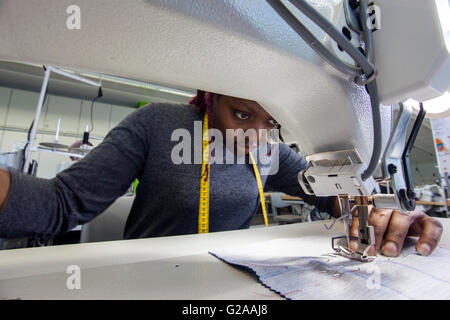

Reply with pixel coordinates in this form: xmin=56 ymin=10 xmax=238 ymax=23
xmin=0 ymin=0 xmax=449 ymax=265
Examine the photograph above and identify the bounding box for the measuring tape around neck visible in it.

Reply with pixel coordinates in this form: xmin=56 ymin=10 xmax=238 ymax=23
xmin=198 ymin=112 xmax=211 ymax=233
xmin=198 ymin=112 xmax=269 ymax=233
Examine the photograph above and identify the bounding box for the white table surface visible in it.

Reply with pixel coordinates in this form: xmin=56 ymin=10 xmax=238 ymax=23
xmin=0 ymin=218 xmax=448 ymax=300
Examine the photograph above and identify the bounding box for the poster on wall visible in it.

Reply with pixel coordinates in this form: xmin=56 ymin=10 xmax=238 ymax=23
xmin=431 ymin=117 xmax=450 ymax=180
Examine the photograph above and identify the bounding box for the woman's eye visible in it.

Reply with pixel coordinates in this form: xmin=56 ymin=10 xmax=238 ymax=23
xmin=235 ymin=111 xmax=250 ymax=120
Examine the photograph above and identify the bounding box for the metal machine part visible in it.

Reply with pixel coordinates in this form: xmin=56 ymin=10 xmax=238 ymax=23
xmin=377 ymin=103 xmax=414 ymax=210
xmin=301 ymin=101 xmax=427 ymax=261
xmin=299 ymin=149 xmax=377 ymax=261
xmin=298 ymin=149 xmax=377 ymax=197
xmin=330 ymin=195 xmax=375 ymax=262
xmin=354 ymin=196 xmax=375 ymax=260
xmin=310 ymin=102 xmax=427 ymax=259
xmin=285 ymin=0 xmax=435 ymax=260
xmin=376 ymin=102 xmax=427 ymax=212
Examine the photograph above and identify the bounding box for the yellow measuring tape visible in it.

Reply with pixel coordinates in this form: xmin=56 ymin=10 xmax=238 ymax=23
xmin=198 ymin=112 xmax=269 ymax=233
xmin=249 ymin=152 xmax=269 ymax=228
xmin=198 ymin=112 xmax=211 ymax=233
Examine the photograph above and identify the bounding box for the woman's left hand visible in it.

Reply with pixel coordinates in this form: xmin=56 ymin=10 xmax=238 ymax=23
xmin=348 ymin=207 xmax=443 ymax=257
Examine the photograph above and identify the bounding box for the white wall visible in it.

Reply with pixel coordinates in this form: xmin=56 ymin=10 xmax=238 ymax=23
xmin=0 ymin=86 xmax=135 ymax=178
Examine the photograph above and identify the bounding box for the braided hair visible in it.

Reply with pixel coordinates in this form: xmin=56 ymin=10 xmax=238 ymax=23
xmin=188 ymin=90 xmax=216 ymax=129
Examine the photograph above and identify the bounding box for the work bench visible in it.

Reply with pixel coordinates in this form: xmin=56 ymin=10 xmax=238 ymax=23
xmin=0 ymin=218 xmax=448 ymax=300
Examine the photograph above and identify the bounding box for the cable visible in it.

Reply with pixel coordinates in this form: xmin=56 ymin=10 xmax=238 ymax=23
xmin=359 ymin=0 xmax=374 ymax=63
xmin=266 ymin=0 xmax=363 ymax=77
xmin=288 ymin=0 xmax=375 ymax=76
xmin=89 ymin=87 xmax=103 ymax=133
xmin=361 ymin=79 xmax=382 ymax=181
xmin=89 ymin=97 xmax=98 ymax=133
xmin=266 ymin=0 xmax=382 ymax=181
xmin=358 ymin=0 xmax=381 ymax=180
xmin=22 ymin=120 xmax=34 ymax=172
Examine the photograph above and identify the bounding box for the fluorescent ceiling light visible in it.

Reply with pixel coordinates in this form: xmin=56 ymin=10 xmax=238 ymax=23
xmin=17 ymin=61 xmax=196 ymax=98
xmin=64 ymin=68 xmax=196 ymax=98
xmin=405 ymin=91 xmax=450 ymax=119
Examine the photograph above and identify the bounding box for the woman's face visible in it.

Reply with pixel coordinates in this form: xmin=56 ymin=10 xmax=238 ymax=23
xmin=213 ymin=94 xmax=278 ymax=155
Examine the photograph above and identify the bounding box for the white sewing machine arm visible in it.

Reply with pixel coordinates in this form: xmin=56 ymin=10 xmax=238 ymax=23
xmin=0 ymin=0 xmax=448 ymax=198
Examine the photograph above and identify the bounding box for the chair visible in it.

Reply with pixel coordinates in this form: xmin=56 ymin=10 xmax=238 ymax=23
xmin=269 ymin=193 xmax=305 ymax=224
xmin=80 ymin=195 xmax=135 ymax=243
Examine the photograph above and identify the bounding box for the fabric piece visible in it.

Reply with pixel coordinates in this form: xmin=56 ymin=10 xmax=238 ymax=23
xmin=209 ymin=236 xmax=450 ymax=300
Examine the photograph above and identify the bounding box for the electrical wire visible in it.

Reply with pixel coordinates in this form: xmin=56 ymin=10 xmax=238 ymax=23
xmin=89 ymin=96 xmax=99 ymax=133
xmin=288 ymin=0 xmax=375 ymax=76
xmin=89 ymin=87 xmax=103 ymax=133
xmin=359 ymin=0 xmax=374 ymax=63
xmin=362 ymin=79 xmax=381 ymax=181
xmin=266 ymin=0 xmax=382 ymax=181
xmin=266 ymin=0 xmax=363 ymax=77
xmin=358 ymin=0 xmax=381 ymax=181
xmin=343 ymin=0 xmax=382 ymax=182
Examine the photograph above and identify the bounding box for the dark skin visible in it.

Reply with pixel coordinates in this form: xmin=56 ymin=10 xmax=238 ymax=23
xmin=213 ymin=94 xmax=278 ymax=154
xmin=197 ymin=92 xmax=444 ymax=257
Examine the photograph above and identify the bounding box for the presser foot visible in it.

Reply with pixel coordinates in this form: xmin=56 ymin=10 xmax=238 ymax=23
xmin=329 ymin=195 xmax=376 ymax=262
xmin=331 ymin=236 xmax=375 ymax=262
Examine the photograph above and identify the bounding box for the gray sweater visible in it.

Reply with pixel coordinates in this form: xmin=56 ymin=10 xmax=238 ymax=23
xmin=0 ymin=103 xmax=334 ymax=239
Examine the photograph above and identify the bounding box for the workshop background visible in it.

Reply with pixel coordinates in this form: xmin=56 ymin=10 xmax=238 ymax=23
xmin=0 ymin=61 xmax=192 ymax=179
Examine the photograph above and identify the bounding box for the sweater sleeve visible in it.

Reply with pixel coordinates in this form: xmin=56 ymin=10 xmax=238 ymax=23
xmin=0 ymin=107 xmax=150 ymax=239
xmin=265 ymin=143 xmax=337 ymax=216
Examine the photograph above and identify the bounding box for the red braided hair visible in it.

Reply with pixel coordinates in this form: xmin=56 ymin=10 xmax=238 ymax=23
xmin=188 ymin=90 xmax=215 ymax=129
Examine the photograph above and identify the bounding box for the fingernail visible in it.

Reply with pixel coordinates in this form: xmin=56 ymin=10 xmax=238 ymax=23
xmin=382 ymin=241 xmax=398 ymax=257
xmin=417 ymin=243 xmax=431 ymax=256
xmin=349 ymin=240 xmax=358 ymax=251
xmin=368 ymin=245 xmax=377 ymax=256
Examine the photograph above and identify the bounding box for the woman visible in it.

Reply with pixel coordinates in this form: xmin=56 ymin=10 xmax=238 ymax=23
xmin=0 ymin=91 xmax=443 ymax=257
